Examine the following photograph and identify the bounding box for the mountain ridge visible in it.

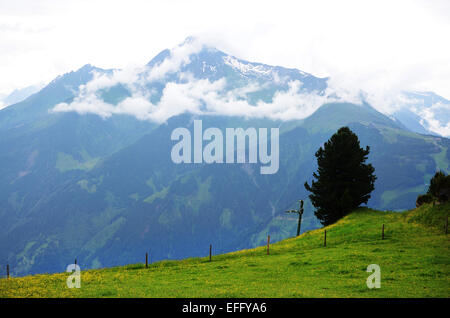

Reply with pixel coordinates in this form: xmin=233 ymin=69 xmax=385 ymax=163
xmin=3 ymin=39 xmax=447 ymax=137
xmin=0 ymin=39 xmax=448 ymax=276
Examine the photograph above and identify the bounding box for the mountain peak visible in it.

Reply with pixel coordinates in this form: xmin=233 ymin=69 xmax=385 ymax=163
xmin=181 ymin=35 xmax=199 ymax=45
xmin=78 ymin=63 xmax=94 ymax=71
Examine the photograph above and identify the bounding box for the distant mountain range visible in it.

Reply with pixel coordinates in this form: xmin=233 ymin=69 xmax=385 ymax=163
xmin=0 ymin=84 xmax=44 ymax=110
xmin=1 ymin=38 xmax=449 ymax=276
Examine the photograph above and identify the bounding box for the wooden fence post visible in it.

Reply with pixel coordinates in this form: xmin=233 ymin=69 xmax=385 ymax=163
xmin=145 ymin=252 xmax=148 ymax=268
xmin=6 ymin=264 xmax=9 ymax=279
xmin=324 ymin=230 xmax=327 ymax=247
xmin=267 ymin=235 xmax=270 ymax=255
xmin=446 ymin=217 xmax=448 ymax=235
xmin=209 ymin=244 xmax=212 ymax=262
xmin=382 ymin=224 xmax=385 ymax=240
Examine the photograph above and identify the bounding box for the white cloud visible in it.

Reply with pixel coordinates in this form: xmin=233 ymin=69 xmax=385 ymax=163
xmin=417 ymin=102 xmax=450 ymax=137
xmin=146 ymin=38 xmax=204 ymax=81
xmin=46 ymin=33 xmax=448 ymax=137
xmin=0 ymin=0 xmax=449 ymax=105
xmin=51 ymin=37 xmax=349 ymax=123
xmin=53 ymin=69 xmax=341 ymax=124
xmin=2 ymin=0 xmax=447 ymax=136
xmin=203 ymin=80 xmax=335 ymax=120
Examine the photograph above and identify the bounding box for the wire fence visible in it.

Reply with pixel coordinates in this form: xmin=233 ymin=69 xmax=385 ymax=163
xmin=2 ymin=216 xmax=448 ymax=280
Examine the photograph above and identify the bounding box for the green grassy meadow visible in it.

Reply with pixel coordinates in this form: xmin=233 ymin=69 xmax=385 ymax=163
xmin=1 ymin=203 xmax=448 ymax=298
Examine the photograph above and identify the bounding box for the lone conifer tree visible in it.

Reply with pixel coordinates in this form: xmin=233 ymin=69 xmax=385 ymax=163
xmin=304 ymin=127 xmax=376 ymax=225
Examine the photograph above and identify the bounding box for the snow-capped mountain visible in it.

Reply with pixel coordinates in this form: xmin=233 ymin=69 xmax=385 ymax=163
xmin=48 ymin=37 xmax=449 ymax=137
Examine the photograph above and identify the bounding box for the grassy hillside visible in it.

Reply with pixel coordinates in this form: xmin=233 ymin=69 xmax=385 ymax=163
xmin=1 ymin=203 xmax=448 ymax=298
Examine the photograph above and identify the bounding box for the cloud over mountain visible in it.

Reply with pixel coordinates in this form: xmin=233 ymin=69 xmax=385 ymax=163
xmin=52 ymin=39 xmax=347 ymax=123
xmin=51 ymin=38 xmax=450 ymax=136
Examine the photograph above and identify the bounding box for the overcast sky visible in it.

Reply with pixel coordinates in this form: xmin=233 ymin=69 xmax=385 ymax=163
xmin=0 ymin=0 xmax=449 ymax=100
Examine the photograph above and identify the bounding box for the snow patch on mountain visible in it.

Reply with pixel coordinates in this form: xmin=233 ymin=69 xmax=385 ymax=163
xmin=223 ymin=55 xmax=272 ymax=76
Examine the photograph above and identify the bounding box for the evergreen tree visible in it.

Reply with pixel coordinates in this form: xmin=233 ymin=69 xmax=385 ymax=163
xmin=304 ymin=127 xmax=376 ymax=225
xmin=426 ymin=171 xmax=450 ymax=202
